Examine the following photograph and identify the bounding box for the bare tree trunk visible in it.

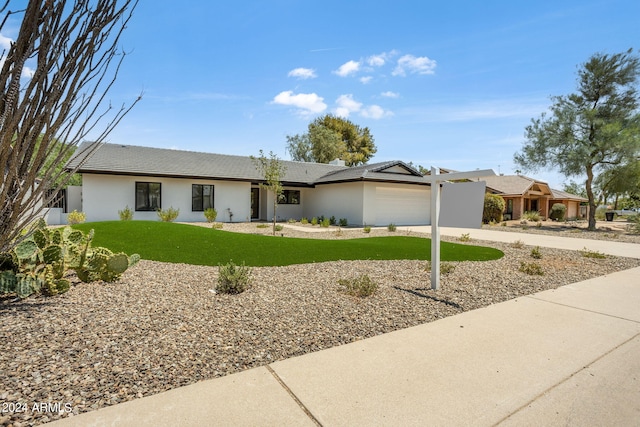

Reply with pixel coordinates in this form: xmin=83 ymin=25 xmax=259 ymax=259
xmin=585 ymin=165 xmax=597 ymax=231
xmin=0 ymin=0 xmax=140 ymax=252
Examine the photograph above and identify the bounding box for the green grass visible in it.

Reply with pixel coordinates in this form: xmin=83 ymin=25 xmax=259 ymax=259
xmin=73 ymin=221 xmax=504 ymax=267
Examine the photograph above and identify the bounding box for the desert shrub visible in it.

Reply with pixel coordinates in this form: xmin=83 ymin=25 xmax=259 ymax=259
xmin=549 ymin=203 xmax=567 ymax=221
xmin=363 ymin=224 xmax=371 ymax=233
xmin=118 ymin=206 xmax=133 ymax=221
xmin=483 ymin=194 xmax=505 ymax=224
xmin=318 ymin=215 xmax=325 ymax=222
xmin=425 ymin=261 xmax=456 ymax=275
xmin=522 ymin=211 xmax=541 ymax=221
xmin=536 ymin=221 xmax=542 ymax=228
xmin=519 ymin=262 xmax=544 ymax=275
xmin=626 ymin=214 xmax=640 ymax=234
xmin=530 ymin=246 xmax=542 ymax=259
xmin=300 ymin=217 xmax=309 ymax=224
xmin=203 ymin=208 xmax=217 ymax=222
xmin=157 ymin=207 xmax=179 ymax=222
xmin=67 ymin=210 xmax=86 ymax=225
xmin=580 ymin=247 xmax=607 ymax=259
xmin=595 ymin=205 xmax=608 ymax=220
xmin=256 ymin=223 xmax=269 ymax=228
xmin=311 ymin=217 xmax=318 ymax=226
xmin=387 ymin=223 xmax=397 ymax=232
xmin=216 ymin=261 xmax=251 ymax=294
xmin=321 ymin=218 xmax=330 ymax=228
xmin=501 ymin=221 xmax=507 ymax=227
xmin=275 ymin=224 xmax=284 ymax=231
xmin=511 ymin=240 xmax=525 ymax=249
xmin=459 ymin=233 xmax=471 ymax=242
xmin=212 ymin=222 xmax=223 ymax=229
xmin=339 ymin=218 xmax=348 ymax=227
xmin=338 ymin=275 xmax=378 ymax=297
xmin=287 ymin=218 xmax=296 ymax=224
xmin=329 ymin=215 xmax=337 ymax=225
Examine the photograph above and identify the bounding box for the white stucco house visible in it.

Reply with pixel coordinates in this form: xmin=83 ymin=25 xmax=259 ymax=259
xmin=65 ymin=142 xmax=486 ymax=226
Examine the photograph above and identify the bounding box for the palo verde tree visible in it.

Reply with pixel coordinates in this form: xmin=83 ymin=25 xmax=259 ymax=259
xmin=514 ymin=49 xmax=640 ymax=230
xmin=286 ymin=114 xmax=377 ymax=166
xmin=251 ymin=150 xmax=287 ymax=235
xmin=0 ymin=0 xmax=140 ymax=252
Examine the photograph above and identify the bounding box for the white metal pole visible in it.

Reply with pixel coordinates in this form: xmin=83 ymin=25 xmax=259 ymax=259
xmin=430 ymin=166 xmax=440 ymax=290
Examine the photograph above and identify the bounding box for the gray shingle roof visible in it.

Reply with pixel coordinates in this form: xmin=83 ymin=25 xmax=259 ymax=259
xmin=550 ymin=188 xmax=588 ymax=201
xmin=68 ymin=142 xmax=431 ymax=186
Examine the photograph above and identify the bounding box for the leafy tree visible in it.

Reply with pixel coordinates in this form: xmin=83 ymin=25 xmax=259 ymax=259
xmin=514 ymin=49 xmax=640 ymax=230
xmin=286 ymin=114 xmax=377 ymax=166
xmin=0 ymin=0 xmax=140 ymax=252
xmin=562 ymin=180 xmax=588 ymax=199
xmin=594 ymin=160 xmax=640 ymax=208
xmin=483 ymin=193 xmax=505 ymax=224
xmin=251 ymin=150 xmax=287 ymax=235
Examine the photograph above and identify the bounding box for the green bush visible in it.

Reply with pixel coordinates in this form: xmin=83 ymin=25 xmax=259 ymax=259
xmin=157 ymin=207 xmax=180 ymax=222
xmin=530 ymin=246 xmax=542 ymax=259
xmin=522 ymin=211 xmax=541 ymax=221
xmin=329 ymin=216 xmax=337 ymax=225
xmin=275 ymin=224 xmax=284 ymax=231
xmin=212 ymin=222 xmax=223 ymax=229
xmin=387 ymin=223 xmax=397 ymax=232
xmin=311 ymin=217 xmax=318 ymax=226
xmin=321 ymin=218 xmax=330 ymax=228
xmin=216 ymin=261 xmax=251 ymax=294
xmin=511 ymin=239 xmax=525 ymax=249
xmin=580 ymin=247 xmax=607 ymax=259
xmin=339 ymin=218 xmax=348 ymax=227
xmin=338 ymin=275 xmax=378 ymax=297
xmin=363 ymin=224 xmax=371 ymax=233
xmin=483 ymin=194 xmax=505 ymax=224
xmin=425 ymin=261 xmax=456 ymax=275
xmin=256 ymin=223 xmax=269 ymax=229
xmin=118 ymin=206 xmax=133 ymax=221
xmin=519 ymin=261 xmax=544 ymax=275
xmin=300 ymin=217 xmax=309 ymax=224
xmin=459 ymin=233 xmax=471 ymax=242
xmin=549 ymin=203 xmax=567 ymax=221
xmin=287 ymin=218 xmax=296 ymax=224
xmin=204 ymin=208 xmax=217 ymax=223
xmin=626 ymin=214 xmax=640 ymax=234
xmin=67 ymin=210 xmax=86 ymax=225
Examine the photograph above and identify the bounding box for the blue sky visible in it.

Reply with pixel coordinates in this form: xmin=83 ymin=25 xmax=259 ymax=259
xmin=5 ymin=0 xmax=640 ymax=188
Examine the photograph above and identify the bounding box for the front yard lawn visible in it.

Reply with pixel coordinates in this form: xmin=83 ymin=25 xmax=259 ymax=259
xmin=73 ymin=221 xmax=504 ymax=266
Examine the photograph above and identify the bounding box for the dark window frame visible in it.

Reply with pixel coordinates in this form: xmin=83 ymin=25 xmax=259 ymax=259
xmin=192 ymin=184 xmax=215 ymax=211
xmin=278 ymin=189 xmax=300 ymax=205
xmin=135 ymin=181 xmax=162 ymax=211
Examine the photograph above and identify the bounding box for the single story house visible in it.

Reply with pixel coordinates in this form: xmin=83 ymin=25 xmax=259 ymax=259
xmin=482 ymin=175 xmax=587 ymax=220
xmin=66 ymin=142 xmax=444 ymax=226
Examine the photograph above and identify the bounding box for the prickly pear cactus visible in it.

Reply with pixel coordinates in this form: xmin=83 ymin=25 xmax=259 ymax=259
xmin=14 ymin=240 xmax=38 ymax=260
xmin=107 ymin=253 xmax=130 ymax=275
xmin=42 ymin=245 xmax=64 ymax=264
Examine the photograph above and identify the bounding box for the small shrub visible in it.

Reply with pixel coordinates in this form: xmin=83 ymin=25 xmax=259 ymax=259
xmin=338 ymin=275 xmax=378 ymax=297
xmin=275 ymin=224 xmax=284 ymax=231
xmin=530 ymin=246 xmax=542 ymax=259
xmin=387 ymin=223 xmax=397 ymax=232
xmin=519 ymin=262 xmax=544 ymax=275
xmin=329 ymin=215 xmax=337 ymax=225
xmin=363 ymin=224 xmax=371 ymax=233
xmin=339 ymin=218 xmax=348 ymax=227
xmin=287 ymin=218 xmax=296 ymax=224
xmin=300 ymin=217 xmax=309 ymax=225
xmin=501 ymin=221 xmax=507 ymax=227
xmin=256 ymin=223 xmax=269 ymax=229
xmin=595 ymin=205 xmax=608 ymax=221
xmin=522 ymin=211 xmax=541 ymax=222
xmin=483 ymin=194 xmax=506 ymax=224
xmin=425 ymin=261 xmax=456 ymax=275
xmin=321 ymin=218 xmax=330 ymax=228
xmin=204 ymin=208 xmax=217 ymax=223
xmin=626 ymin=214 xmax=640 ymax=234
xmin=549 ymin=203 xmax=567 ymax=221
xmin=580 ymin=247 xmax=607 ymax=259
xmin=216 ymin=261 xmax=251 ymax=294
xmin=536 ymin=221 xmax=542 ymax=228
xmin=311 ymin=217 xmax=318 ymax=226
xmin=318 ymin=215 xmax=325 ymax=222
xmin=212 ymin=222 xmax=223 ymax=229
xmin=157 ymin=207 xmax=180 ymax=222
xmin=511 ymin=239 xmax=525 ymax=249
xmin=459 ymin=233 xmax=471 ymax=242
xmin=118 ymin=206 xmax=133 ymax=221
xmin=67 ymin=210 xmax=86 ymax=225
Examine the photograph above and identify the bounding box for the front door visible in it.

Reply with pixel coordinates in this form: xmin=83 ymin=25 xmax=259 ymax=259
xmin=251 ymin=188 xmax=260 ymax=219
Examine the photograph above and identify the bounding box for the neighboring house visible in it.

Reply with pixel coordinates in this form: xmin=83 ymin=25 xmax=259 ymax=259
xmin=482 ymin=175 xmax=587 ymax=220
xmin=66 ymin=142 xmax=441 ymax=226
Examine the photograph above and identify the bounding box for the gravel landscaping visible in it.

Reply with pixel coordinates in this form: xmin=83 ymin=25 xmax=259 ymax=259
xmin=1 ymin=223 xmax=639 ymax=426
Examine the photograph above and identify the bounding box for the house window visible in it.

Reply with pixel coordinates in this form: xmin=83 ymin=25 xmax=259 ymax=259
xmin=135 ymin=182 xmax=161 ymax=211
xmin=192 ymin=184 xmax=214 ymax=211
xmin=279 ymin=190 xmax=300 ymax=205
xmin=506 ymin=199 xmax=513 ymax=214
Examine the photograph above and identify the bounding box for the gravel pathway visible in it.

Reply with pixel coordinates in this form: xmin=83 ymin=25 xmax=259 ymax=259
xmin=1 ymin=225 xmax=639 ymax=426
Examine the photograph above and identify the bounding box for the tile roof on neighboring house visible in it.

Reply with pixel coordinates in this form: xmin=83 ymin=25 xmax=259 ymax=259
xmin=480 ymin=174 xmax=586 ymax=201
xmin=550 ymin=188 xmax=588 ymax=202
xmin=68 ymin=142 xmax=431 ymax=187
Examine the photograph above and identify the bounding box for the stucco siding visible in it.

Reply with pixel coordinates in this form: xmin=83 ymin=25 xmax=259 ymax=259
xmin=304 ymin=182 xmax=365 ymax=225
xmin=81 ymin=174 xmax=250 ymax=222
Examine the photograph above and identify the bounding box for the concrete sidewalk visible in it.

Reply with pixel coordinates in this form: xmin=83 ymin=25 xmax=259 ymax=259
xmin=48 ymin=233 xmax=640 ymax=426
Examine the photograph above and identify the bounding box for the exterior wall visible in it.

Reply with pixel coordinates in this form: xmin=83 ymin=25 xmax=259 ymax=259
xmin=81 ymin=174 xmax=251 ymax=222
xmin=262 ymin=186 xmax=305 ymax=222
xmin=549 ymin=200 xmax=580 ymax=220
xmin=67 ymin=186 xmax=82 ymax=213
xmin=370 ymin=182 xmax=431 ymax=226
xmin=304 ymin=182 xmax=366 ymax=225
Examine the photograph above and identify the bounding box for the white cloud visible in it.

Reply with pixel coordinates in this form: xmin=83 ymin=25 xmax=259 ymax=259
xmin=392 ymin=54 xmax=437 ymax=76
xmin=22 ymin=66 xmax=34 ymax=79
xmin=287 ymin=67 xmax=317 ymax=79
xmin=334 ymin=60 xmax=360 ymax=77
xmin=367 ymin=54 xmax=386 ymax=67
xmin=334 ymin=94 xmax=362 ymax=118
xmin=360 ymin=76 xmax=373 ymax=84
xmin=272 ymin=90 xmax=327 ymax=114
xmin=361 ymin=105 xmax=393 ymax=119
xmin=381 ymin=91 xmax=399 ymax=98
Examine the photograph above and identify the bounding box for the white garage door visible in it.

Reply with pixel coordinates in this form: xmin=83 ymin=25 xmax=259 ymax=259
xmin=375 ymin=187 xmax=429 ymax=225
